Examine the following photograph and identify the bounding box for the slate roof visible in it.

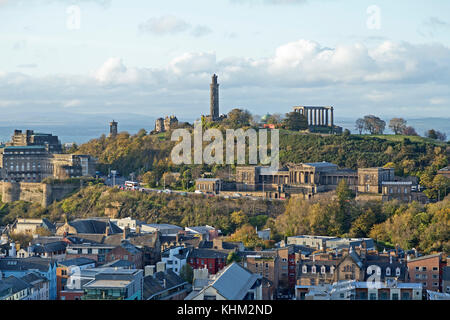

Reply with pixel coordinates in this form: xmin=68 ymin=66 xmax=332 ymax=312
xmin=19 ymin=272 xmax=48 ymax=286
xmin=30 ymin=241 xmax=67 ymax=254
xmin=143 ymin=270 xmax=188 ymax=299
xmin=186 ymin=226 xmax=216 ymax=234
xmin=69 ymin=219 xmax=122 ymax=235
xmin=0 ymin=275 xmax=31 ymax=298
xmin=102 ymin=259 xmax=134 ymax=269
xmin=304 ymin=162 xmax=338 ymax=168
xmin=189 ymin=248 xmax=229 ymax=259
xmin=0 ymin=257 xmax=56 ymax=273
xmin=198 ymin=240 xmax=241 ymax=250
xmin=58 ymin=257 xmax=96 ymax=267
xmin=208 ymin=262 xmax=261 ymax=300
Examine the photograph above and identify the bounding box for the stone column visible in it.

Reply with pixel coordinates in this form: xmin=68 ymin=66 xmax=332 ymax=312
xmin=326 ymin=108 xmax=329 ymax=126
xmin=330 ymin=107 xmax=334 ymax=127
xmin=322 ymin=109 xmax=325 ymax=126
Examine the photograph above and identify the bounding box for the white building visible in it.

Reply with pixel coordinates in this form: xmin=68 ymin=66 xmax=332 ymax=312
xmin=161 ymin=246 xmax=189 ymax=275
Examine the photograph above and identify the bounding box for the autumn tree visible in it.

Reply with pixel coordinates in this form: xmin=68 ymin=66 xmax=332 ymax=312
xmin=389 ymin=118 xmax=407 ymax=135
xmin=363 ymin=115 xmax=386 ymax=134
xmin=226 ymin=108 xmax=252 ymax=129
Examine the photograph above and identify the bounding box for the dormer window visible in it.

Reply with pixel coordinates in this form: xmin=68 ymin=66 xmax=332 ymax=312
xmin=321 ymin=266 xmax=326 ymax=274
xmin=312 ymin=266 xmax=316 ymax=274
xmin=302 ymin=265 xmax=307 ymax=274
xmin=386 ymin=267 xmax=391 ymax=276
xmin=396 ymin=267 xmax=401 ymax=276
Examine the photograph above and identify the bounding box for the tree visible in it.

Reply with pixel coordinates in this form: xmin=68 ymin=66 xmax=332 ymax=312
xmin=355 ymin=118 xmax=365 ymax=134
xmin=231 ymin=210 xmax=248 ymax=228
xmin=180 ymin=263 xmax=194 ymax=283
xmin=426 ymin=129 xmax=438 ymax=140
xmin=282 ymin=112 xmax=308 ymax=131
xmin=226 ymin=108 xmax=252 ymax=128
xmin=436 ymin=131 xmax=447 ymax=142
xmin=142 ymin=171 xmax=157 ymax=187
xmin=336 ymin=179 xmax=354 ymax=204
xmin=402 ymin=126 xmax=418 ymax=136
xmin=226 ymin=251 xmax=241 ymax=264
xmin=267 ymin=113 xmax=282 ymax=125
xmin=389 ymin=118 xmax=407 ymax=135
xmin=227 ymin=224 xmax=264 ymax=249
xmin=363 ymin=115 xmax=386 ymax=134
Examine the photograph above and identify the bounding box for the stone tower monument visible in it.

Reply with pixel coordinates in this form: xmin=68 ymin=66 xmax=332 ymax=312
xmin=210 ymin=74 xmax=219 ymax=121
xmin=109 ymin=120 xmax=118 ymax=138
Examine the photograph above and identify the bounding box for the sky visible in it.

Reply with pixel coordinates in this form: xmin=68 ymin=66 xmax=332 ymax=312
xmin=0 ymin=0 xmax=449 ymax=126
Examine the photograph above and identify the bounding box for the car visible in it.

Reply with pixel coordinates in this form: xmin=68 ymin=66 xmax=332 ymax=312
xmin=194 ymin=190 xmax=203 ymax=194
xmin=233 ymin=193 xmax=242 ymax=198
xmin=163 ymin=189 xmax=172 ymax=194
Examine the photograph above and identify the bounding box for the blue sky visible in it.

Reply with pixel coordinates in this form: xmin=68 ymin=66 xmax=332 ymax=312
xmin=0 ymin=0 xmax=449 ymax=123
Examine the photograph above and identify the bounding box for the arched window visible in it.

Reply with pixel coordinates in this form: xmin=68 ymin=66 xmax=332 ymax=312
xmin=396 ymin=267 xmax=401 ymax=276
xmin=302 ymin=265 xmax=307 ymax=274
xmin=386 ymin=267 xmax=391 ymax=276
xmin=321 ymin=266 xmax=326 ymax=274
xmin=312 ymin=266 xmax=316 ymax=274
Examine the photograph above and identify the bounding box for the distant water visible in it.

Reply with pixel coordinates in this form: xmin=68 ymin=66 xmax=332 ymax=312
xmin=0 ymin=116 xmax=448 ymax=145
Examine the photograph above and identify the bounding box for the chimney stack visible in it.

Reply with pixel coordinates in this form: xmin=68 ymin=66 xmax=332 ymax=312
xmin=156 ymin=261 xmax=166 ymax=273
xmin=123 ymin=226 xmax=130 ymax=240
xmin=145 ymin=265 xmax=155 ymax=277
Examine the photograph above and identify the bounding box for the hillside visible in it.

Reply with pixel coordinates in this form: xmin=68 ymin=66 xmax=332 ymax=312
xmin=73 ymin=128 xmax=449 ymax=181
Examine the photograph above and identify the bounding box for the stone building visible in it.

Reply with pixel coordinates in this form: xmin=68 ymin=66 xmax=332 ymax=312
xmin=437 ymin=166 xmax=450 ymax=179
xmin=109 ymin=120 xmax=118 ymax=138
xmin=228 ymin=163 xmax=422 ymax=202
xmin=357 ymin=167 xmax=395 ymax=194
xmin=0 ymin=130 xmax=96 ymax=183
xmin=234 ymin=162 xmax=358 ymax=198
xmin=154 ymin=115 xmax=178 ymax=133
xmin=7 ymin=129 xmax=62 ymax=153
xmin=0 ymin=146 xmax=96 ymax=183
xmin=195 ymin=178 xmax=222 ymax=194
xmin=210 ymin=74 xmax=219 ymax=121
xmin=407 ymin=253 xmax=447 ymax=293
xmin=293 ymin=106 xmax=342 ymax=133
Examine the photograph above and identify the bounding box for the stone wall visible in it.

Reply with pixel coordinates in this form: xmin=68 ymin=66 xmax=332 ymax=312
xmin=1 ymin=181 xmax=79 ymax=207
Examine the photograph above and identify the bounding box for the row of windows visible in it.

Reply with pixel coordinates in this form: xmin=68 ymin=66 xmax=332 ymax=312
xmin=414 ymin=266 xmax=439 ymax=271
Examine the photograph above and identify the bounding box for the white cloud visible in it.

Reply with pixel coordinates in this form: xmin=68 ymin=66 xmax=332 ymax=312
xmin=139 ymin=15 xmax=191 ymax=35
xmin=1 ymin=39 xmax=450 ymax=121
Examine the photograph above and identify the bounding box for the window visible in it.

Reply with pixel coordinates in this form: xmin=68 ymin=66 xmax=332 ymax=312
xmin=302 ymin=265 xmax=307 ymax=274
xmin=321 ymin=266 xmax=326 ymax=274
xmin=386 ymin=267 xmax=391 ymax=276
xmin=395 ymin=268 xmax=401 ymax=276
xmin=422 ymin=267 xmax=427 ymax=271
xmin=312 ymin=266 xmax=316 ymax=274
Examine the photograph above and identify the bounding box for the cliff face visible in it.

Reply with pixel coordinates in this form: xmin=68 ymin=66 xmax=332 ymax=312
xmin=1 ymin=181 xmax=79 ymax=207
